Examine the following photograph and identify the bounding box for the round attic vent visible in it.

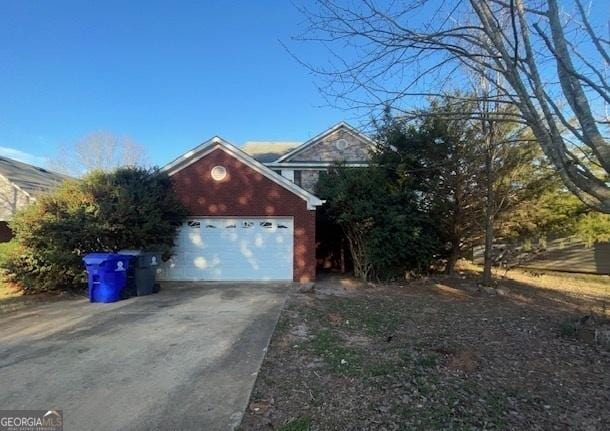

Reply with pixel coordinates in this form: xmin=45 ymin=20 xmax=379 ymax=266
xmin=211 ymin=165 xmax=227 ymax=181
xmin=335 ymin=138 xmax=348 ymax=150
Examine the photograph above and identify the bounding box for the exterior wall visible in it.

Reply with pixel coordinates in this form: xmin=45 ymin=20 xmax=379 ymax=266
xmin=281 ymin=169 xmax=294 ymax=182
xmin=299 ymin=170 xmax=321 ymax=194
xmin=289 ymin=128 xmax=372 ymax=163
xmin=170 ymin=148 xmax=317 ymax=282
xmin=0 ymin=175 xmax=31 ymax=221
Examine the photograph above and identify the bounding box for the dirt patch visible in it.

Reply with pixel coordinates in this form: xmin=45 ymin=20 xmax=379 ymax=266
xmin=240 ymin=271 xmax=610 ymax=430
xmin=446 ymin=349 xmax=479 ymax=373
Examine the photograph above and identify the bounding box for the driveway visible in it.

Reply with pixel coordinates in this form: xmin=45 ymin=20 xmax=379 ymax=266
xmin=0 ymin=283 xmax=289 ymax=430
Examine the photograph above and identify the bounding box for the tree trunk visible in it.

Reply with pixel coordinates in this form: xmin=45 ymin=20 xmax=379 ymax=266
xmin=446 ymin=240 xmax=460 ymax=275
xmin=482 ymin=117 xmax=496 ymax=286
xmin=482 ymin=175 xmax=494 ymax=285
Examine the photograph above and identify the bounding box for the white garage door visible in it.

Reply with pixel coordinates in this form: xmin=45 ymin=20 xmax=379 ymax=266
xmin=158 ymin=218 xmax=294 ymax=282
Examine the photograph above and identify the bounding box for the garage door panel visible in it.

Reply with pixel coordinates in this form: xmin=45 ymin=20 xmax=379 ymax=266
xmin=158 ymin=218 xmax=293 ymax=281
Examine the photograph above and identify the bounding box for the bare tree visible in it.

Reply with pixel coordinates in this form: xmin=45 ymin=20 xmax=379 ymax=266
xmin=295 ymin=0 xmax=610 ymax=211
xmin=49 ymin=132 xmax=148 ymax=176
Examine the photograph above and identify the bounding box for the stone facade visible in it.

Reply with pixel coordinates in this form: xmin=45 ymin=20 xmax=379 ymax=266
xmin=288 ymin=128 xmax=372 ymax=163
xmin=299 ymin=170 xmax=321 ymax=194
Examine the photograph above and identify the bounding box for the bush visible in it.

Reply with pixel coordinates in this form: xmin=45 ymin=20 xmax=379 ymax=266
xmin=575 ymin=212 xmax=610 ymax=247
xmin=0 ymin=240 xmax=20 ymax=269
xmin=3 ymin=167 xmax=186 ymax=293
xmin=317 ymin=166 xmax=440 ymax=281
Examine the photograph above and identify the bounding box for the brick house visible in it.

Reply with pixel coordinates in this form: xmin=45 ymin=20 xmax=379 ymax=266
xmin=158 ymin=122 xmax=373 ymax=283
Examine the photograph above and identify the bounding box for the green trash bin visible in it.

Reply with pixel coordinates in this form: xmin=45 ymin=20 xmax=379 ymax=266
xmin=119 ymin=250 xmax=161 ymax=296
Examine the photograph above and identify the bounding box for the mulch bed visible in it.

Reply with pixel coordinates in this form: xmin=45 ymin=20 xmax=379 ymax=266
xmin=239 ymin=273 xmax=610 ymax=430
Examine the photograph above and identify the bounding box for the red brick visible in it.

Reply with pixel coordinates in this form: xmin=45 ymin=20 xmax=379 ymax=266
xmin=170 ymin=147 xmax=316 ymax=282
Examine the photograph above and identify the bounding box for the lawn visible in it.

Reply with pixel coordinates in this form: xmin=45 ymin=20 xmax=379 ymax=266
xmin=240 ymin=265 xmax=610 ymax=430
xmin=0 ymin=274 xmax=79 ymax=314
xmin=0 ymin=279 xmax=21 ymax=300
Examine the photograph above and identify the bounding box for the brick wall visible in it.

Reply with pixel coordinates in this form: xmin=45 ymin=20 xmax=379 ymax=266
xmin=170 ymin=147 xmax=317 ymax=282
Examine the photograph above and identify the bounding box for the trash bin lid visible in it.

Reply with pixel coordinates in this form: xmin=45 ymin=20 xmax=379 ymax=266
xmin=83 ymin=253 xmax=115 ymax=265
xmin=118 ymin=249 xmax=142 ymax=256
xmin=117 ymin=251 xmax=160 ymax=268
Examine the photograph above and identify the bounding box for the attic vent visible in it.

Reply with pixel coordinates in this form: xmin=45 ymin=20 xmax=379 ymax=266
xmin=335 ymin=139 xmax=348 ymax=150
xmin=211 ymin=165 xmax=227 ymax=181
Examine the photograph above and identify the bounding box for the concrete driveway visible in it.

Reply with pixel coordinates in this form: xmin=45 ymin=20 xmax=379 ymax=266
xmin=0 ymin=283 xmax=289 ymax=431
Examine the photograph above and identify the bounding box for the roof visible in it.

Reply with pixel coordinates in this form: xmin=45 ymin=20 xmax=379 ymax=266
xmin=162 ymin=137 xmax=324 ymax=210
xmin=0 ymin=156 xmax=68 ymax=198
xmin=241 ymin=141 xmax=301 ymax=163
xmin=273 ymin=122 xmax=376 ymax=164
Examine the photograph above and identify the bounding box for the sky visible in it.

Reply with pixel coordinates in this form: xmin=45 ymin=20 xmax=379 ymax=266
xmin=0 ymin=0 xmax=351 ymax=168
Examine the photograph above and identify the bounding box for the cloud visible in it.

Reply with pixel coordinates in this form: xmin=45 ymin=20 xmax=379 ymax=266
xmin=0 ymin=146 xmax=48 ymax=167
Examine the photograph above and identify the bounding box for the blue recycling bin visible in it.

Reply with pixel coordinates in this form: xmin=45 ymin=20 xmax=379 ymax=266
xmin=83 ymin=253 xmax=131 ymax=303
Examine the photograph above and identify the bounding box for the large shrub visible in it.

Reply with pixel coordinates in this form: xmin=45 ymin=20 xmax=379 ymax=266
xmin=317 ymin=166 xmax=440 ymax=281
xmin=4 ymin=167 xmax=186 ymax=292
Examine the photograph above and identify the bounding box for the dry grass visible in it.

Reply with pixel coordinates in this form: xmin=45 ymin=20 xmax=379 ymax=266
xmin=0 ymin=279 xmax=22 ymax=300
xmin=459 ymin=260 xmax=610 ymax=317
xmin=241 ymin=269 xmax=610 ymax=430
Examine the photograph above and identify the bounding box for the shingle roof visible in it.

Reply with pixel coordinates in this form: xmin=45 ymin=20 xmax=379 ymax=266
xmin=0 ymin=156 xmax=68 ymax=197
xmin=241 ymin=141 xmax=301 ymax=163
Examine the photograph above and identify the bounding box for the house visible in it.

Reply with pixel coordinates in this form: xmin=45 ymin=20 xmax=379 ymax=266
xmin=264 ymin=122 xmax=375 ymax=193
xmin=0 ymin=156 xmax=67 ymax=242
xmin=157 ymin=122 xmax=374 ymax=283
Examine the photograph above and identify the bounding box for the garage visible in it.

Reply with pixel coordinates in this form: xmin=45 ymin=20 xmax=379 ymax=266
xmin=160 ymin=217 xmax=294 ymax=281
xmin=158 ymin=137 xmax=322 ymax=283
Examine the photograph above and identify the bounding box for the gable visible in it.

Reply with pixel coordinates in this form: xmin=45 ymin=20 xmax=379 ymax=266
xmin=163 ymin=137 xmax=323 ymax=209
xmin=171 ymin=148 xmax=315 ymax=216
xmin=277 ymin=124 xmax=375 ymax=164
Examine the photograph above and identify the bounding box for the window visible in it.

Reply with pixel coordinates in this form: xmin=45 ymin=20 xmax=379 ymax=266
xmin=211 ymin=165 xmax=227 ymax=181
xmin=293 ymin=170 xmax=302 ymax=187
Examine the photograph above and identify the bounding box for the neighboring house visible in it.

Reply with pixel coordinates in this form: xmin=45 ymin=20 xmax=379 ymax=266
xmin=157 ymin=122 xmax=374 ymax=283
xmin=0 ymin=156 xmax=67 ymax=242
xmin=473 ymin=236 xmax=610 ymax=275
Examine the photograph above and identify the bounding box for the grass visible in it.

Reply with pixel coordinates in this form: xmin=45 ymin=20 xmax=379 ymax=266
xmin=242 ymin=269 xmax=610 ymax=430
xmin=458 ymin=260 xmax=610 ymax=316
xmin=308 ymin=329 xmax=362 ymax=375
xmin=277 ymin=417 xmax=311 ymax=431
xmin=559 ymin=319 xmax=577 ymax=337
xmin=0 ymin=276 xmax=22 ymax=300
xmin=324 ymin=296 xmax=403 ymax=336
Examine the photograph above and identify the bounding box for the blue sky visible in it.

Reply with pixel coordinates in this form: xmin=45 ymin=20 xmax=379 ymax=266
xmin=0 ymin=1 xmax=351 ymax=167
